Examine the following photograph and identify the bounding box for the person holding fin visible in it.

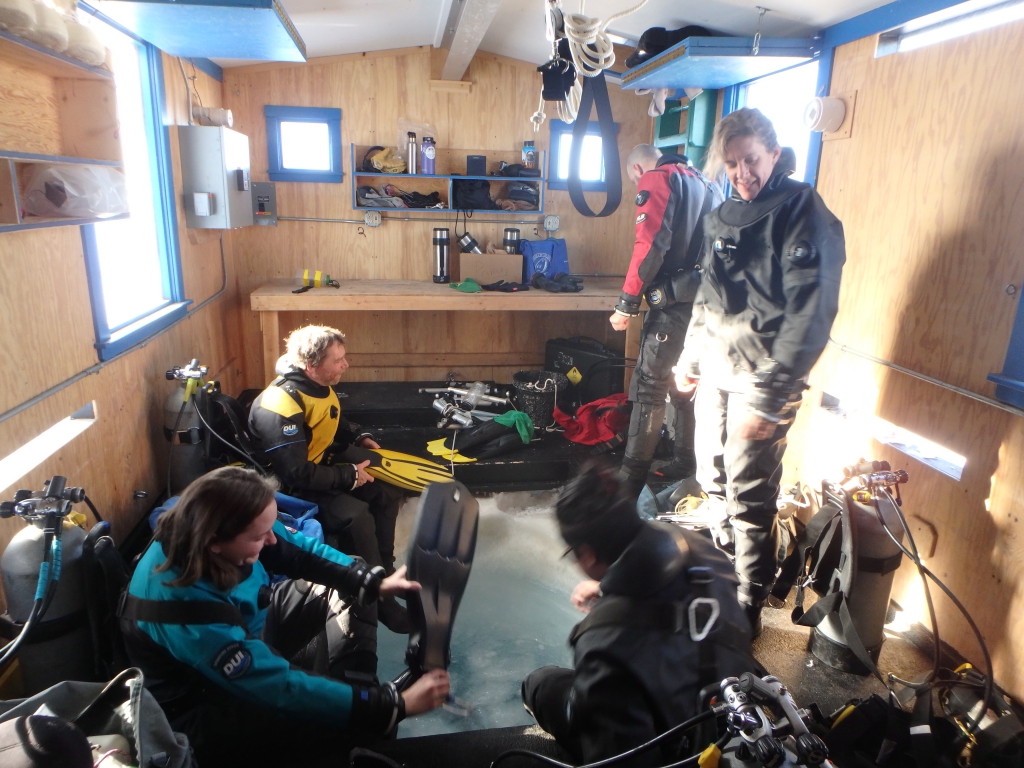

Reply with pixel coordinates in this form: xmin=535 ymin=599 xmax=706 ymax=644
xmin=121 ymin=467 xmax=450 ymax=767
xmin=248 ymin=325 xmax=411 ymax=641
xmin=676 ymin=108 xmax=845 ymax=635
xmin=522 ymin=463 xmax=753 ymax=766
xmin=610 ymin=144 xmax=724 ymax=502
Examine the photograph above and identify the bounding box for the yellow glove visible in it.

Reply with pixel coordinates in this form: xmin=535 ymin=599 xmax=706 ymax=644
xmin=370 ymin=147 xmax=407 ymax=173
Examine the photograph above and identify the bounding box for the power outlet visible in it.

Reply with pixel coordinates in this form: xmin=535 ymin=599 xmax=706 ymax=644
xmin=543 ymin=215 xmax=560 ymax=232
xmin=364 ymin=211 xmax=382 ymax=227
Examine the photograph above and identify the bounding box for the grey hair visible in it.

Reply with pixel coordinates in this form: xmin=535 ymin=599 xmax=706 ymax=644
xmin=285 ymin=325 xmax=346 ymax=369
xmin=627 ymin=144 xmax=662 ymax=171
xmin=703 ymin=108 xmax=779 ymax=179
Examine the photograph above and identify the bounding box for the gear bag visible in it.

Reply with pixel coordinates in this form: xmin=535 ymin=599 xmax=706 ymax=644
xmin=553 ymin=393 xmax=631 ymax=447
xmin=520 ymin=238 xmax=570 ymax=282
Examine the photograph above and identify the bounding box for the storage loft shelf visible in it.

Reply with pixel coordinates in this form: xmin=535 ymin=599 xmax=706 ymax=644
xmin=350 ymin=144 xmax=545 ymax=216
xmin=0 ymin=28 xmax=112 ymax=80
xmin=0 ymin=152 xmax=128 ymax=233
xmin=0 ymin=211 xmax=128 ymax=234
xmin=621 ymin=36 xmax=818 ymax=91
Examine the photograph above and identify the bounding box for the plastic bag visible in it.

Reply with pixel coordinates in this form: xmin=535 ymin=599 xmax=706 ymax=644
xmin=22 ymin=163 xmax=128 ymax=219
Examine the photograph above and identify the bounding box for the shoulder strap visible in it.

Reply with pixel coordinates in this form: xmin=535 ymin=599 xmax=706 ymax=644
xmin=120 ymin=593 xmax=248 ymax=630
xmin=682 ymin=180 xmax=716 ymax=272
xmin=567 ymin=71 xmax=622 ymax=218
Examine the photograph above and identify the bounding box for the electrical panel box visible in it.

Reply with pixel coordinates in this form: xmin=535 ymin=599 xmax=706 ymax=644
xmin=178 ymin=125 xmax=254 ymax=229
xmin=251 ymin=181 xmax=278 ymax=226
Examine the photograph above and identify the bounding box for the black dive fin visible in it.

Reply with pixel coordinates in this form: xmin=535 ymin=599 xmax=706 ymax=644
xmin=404 ymin=480 xmax=479 ymax=675
xmin=474 ymin=431 xmax=527 ymax=460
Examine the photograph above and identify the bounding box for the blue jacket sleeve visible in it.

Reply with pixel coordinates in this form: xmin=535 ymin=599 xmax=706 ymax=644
xmin=139 ymin=612 xmax=353 ymax=728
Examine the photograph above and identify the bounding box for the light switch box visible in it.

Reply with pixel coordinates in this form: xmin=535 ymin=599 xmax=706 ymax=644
xmin=193 ymin=192 xmax=213 ymax=217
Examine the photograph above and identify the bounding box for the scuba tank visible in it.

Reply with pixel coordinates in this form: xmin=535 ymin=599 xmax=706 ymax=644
xmin=164 ymin=359 xmax=208 ymax=495
xmin=0 ymin=477 xmax=94 ymax=694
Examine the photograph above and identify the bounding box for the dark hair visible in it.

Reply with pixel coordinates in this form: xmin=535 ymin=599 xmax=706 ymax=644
xmin=556 ymin=462 xmax=644 ymax=565
xmin=154 ymin=467 xmax=279 ymax=590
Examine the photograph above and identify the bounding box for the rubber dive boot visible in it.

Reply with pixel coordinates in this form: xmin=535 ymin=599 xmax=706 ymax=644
xmin=652 ymin=397 xmax=697 ymax=482
xmin=744 ymin=602 xmax=764 ymax=639
xmin=617 ymin=456 xmax=652 ymax=504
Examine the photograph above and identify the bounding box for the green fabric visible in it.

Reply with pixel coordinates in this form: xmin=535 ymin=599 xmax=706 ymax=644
xmin=449 ymin=278 xmax=481 ymax=293
xmin=495 ymin=410 xmax=534 ymax=443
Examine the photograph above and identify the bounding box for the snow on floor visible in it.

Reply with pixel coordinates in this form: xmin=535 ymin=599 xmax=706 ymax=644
xmin=378 ymin=491 xmax=585 ymax=738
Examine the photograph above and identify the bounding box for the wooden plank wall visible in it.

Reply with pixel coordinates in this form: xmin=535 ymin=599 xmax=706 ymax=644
xmin=0 ymin=54 xmax=240 ymax=562
xmin=221 ymin=46 xmax=652 ymax=385
xmin=782 ymin=24 xmax=1024 ymax=699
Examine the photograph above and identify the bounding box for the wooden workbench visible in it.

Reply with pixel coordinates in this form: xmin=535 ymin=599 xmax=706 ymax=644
xmin=251 ymin=278 xmax=642 ymax=383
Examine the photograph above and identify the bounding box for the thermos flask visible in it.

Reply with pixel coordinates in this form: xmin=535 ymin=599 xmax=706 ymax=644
xmin=503 ymin=228 xmax=521 ymax=254
xmin=433 ymin=228 xmax=450 ymax=283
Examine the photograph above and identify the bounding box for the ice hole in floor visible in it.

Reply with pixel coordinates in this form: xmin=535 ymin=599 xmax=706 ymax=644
xmin=378 ymin=491 xmax=583 ymax=738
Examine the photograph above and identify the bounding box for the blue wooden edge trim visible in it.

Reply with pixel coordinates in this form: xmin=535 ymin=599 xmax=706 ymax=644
xmin=0 ymin=26 xmax=112 ymax=79
xmin=186 ymin=57 xmax=223 ymax=82
xmin=265 ymin=105 xmax=341 ymax=120
xmin=0 ymin=149 xmax=123 ymax=167
xmin=821 ymin=0 xmax=975 ymax=50
xmin=269 ymin=170 xmax=343 ymax=183
xmin=96 ymin=302 xmax=191 ymax=361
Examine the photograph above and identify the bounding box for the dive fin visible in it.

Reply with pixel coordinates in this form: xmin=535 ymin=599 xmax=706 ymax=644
xmin=426 ymin=437 xmax=477 ymax=463
xmin=342 ymin=446 xmax=454 ymax=492
xmin=405 ymin=480 xmax=479 ymax=674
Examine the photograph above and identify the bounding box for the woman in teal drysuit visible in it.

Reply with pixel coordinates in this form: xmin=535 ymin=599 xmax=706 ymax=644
xmin=121 ymin=466 xmax=448 ymax=766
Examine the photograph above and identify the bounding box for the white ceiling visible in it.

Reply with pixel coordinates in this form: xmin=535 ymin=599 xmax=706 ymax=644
xmin=215 ymin=0 xmax=895 ymax=67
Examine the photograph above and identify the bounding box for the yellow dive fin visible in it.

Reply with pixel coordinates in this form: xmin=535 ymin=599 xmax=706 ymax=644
xmin=426 ymin=438 xmax=477 ymax=463
xmin=365 ymin=449 xmax=455 ymax=492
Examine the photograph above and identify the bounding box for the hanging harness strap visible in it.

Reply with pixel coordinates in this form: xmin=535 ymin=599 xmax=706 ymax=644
xmin=567 ymin=71 xmax=621 ymax=218
xmin=119 ymin=594 xmax=249 ymax=630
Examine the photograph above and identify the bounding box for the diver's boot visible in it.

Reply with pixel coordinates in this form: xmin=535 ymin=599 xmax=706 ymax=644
xmin=653 ymin=397 xmax=697 ymax=482
xmin=617 ymin=456 xmax=652 ymax=503
xmin=744 ymin=602 xmax=764 ymax=639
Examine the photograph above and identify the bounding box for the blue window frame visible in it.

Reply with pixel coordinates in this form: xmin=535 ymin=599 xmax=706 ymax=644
xmin=547 ymin=119 xmax=618 ymax=191
xmin=265 ymin=106 xmax=343 ymax=183
xmin=78 ymin=9 xmax=188 ymax=362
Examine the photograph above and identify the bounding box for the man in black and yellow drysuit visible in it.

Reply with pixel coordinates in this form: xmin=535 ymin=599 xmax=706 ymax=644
xmin=610 ymin=144 xmax=724 ymax=501
xmin=248 ymin=325 xmax=410 ymax=640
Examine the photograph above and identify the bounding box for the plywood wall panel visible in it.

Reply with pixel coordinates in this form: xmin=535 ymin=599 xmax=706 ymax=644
xmin=783 ymin=21 xmax=1024 ymax=699
xmin=223 ymin=46 xmax=650 ymax=387
xmin=0 ymin=60 xmax=241 ymax=587
xmin=0 ymin=59 xmax=61 ymax=156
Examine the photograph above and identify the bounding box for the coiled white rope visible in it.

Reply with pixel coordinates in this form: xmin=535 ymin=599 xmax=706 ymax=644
xmin=563 ymin=0 xmax=649 ymax=77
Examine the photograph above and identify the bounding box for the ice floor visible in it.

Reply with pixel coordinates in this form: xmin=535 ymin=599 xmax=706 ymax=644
xmin=378 ymin=491 xmax=584 ymax=739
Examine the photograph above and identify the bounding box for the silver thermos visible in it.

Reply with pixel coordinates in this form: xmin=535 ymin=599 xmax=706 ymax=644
xmin=407 ymin=132 xmax=418 ymax=175
xmin=433 ymin=228 xmax=450 ymax=283
xmin=503 ymin=228 xmax=521 ymax=254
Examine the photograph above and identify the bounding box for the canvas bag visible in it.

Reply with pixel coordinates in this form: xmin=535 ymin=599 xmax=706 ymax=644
xmin=520 ymin=238 xmax=570 ymax=282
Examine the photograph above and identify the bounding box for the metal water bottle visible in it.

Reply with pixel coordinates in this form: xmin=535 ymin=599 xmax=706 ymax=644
xmin=503 ymin=228 xmax=521 ymax=254
xmin=433 ymin=228 xmax=450 ymax=283
xmin=407 ymin=132 xmax=418 ymax=175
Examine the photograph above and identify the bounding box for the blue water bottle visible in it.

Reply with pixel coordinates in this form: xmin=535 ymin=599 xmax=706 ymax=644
xmin=420 ymin=137 xmax=436 ymax=175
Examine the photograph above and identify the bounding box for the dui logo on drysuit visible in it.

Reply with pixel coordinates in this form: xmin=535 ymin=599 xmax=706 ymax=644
xmin=213 ymin=642 xmax=253 ymax=680
xmin=283 ymin=424 xmax=298 ymax=436
xmin=648 ymin=287 xmax=664 ymax=305
xmin=635 ymin=190 xmax=649 ymax=206
xmin=636 ymin=213 xmax=647 ymax=225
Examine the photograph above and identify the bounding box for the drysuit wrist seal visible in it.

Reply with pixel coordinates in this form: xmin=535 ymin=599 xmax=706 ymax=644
xmin=350 ymin=680 xmax=406 ymax=733
xmin=342 ymin=561 xmax=384 ymax=606
xmin=614 ymin=299 xmax=641 ymax=317
xmin=752 ymin=359 xmax=798 ymax=394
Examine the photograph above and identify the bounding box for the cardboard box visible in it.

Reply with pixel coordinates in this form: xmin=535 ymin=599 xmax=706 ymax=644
xmin=458 ymin=252 xmax=524 ymax=285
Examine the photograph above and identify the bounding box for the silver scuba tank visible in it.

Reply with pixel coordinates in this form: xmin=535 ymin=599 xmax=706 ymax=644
xmin=164 ymin=359 xmax=208 ymax=495
xmin=810 ymin=485 xmax=905 ymax=673
xmin=0 ymin=479 xmax=93 ymax=694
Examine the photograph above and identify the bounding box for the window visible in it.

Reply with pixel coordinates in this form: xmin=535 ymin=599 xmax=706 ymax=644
xmin=265 ymin=106 xmax=342 ymax=183
xmin=877 ymin=0 xmax=1024 ymax=55
xmin=80 ymin=13 xmax=186 ymax=362
xmin=739 ymin=61 xmax=820 ymax=182
xmin=547 ymin=120 xmax=618 ymax=191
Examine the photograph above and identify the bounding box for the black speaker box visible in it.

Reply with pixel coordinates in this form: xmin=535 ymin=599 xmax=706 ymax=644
xmin=467 ymin=155 xmax=486 ymax=176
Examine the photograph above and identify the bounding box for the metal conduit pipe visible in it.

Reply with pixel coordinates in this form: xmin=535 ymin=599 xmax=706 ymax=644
xmin=278 ymin=215 xmax=545 ymax=225
xmin=827 ymin=337 xmax=1024 ymax=419
xmin=0 ymin=235 xmax=230 ymax=427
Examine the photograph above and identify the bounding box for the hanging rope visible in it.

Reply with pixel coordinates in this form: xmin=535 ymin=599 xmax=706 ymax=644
xmin=563 ymin=0 xmax=649 ymax=77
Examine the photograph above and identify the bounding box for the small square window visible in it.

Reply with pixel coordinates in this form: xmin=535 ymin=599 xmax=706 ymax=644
xmin=547 ymin=119 xmax=618 ymax=191
xmin=265 ymin=106 xmax=342 ymax=183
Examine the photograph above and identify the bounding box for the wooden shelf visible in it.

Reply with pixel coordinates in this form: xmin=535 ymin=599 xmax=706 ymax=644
xmin=0 ymin=28 xmax=111 ymax=81
xmin=0 ymin=211 xmax=128 ymax=234
xmin=251 ymin=277 xmax=622 ymax=312
xmin=0 ymin=155 xmax=127 ymax=231
xmin=351 ymin=144 xmax=544 ymax=215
